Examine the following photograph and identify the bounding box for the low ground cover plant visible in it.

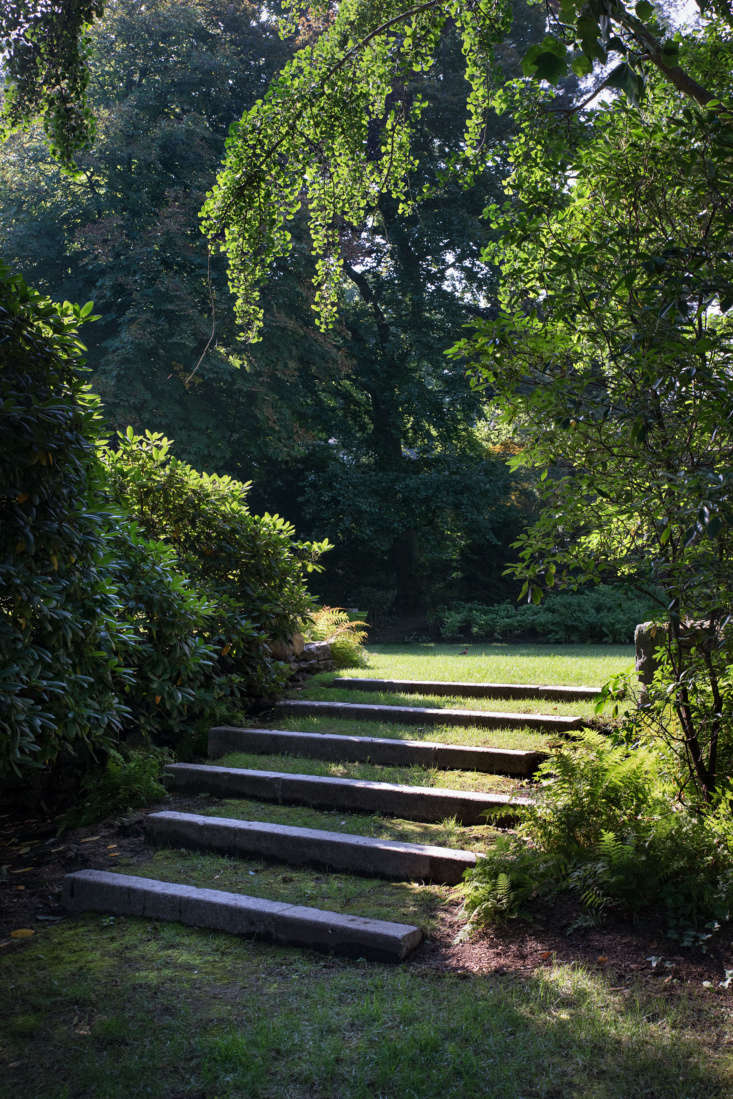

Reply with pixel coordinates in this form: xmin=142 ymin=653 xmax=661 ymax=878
xmin=464 ymin=732 xmax=733 ymax=941
xmin=437 ymin=586 xmax=659 ymax=645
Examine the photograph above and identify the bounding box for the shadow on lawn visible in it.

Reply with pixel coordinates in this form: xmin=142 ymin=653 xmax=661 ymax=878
xmin=0 ymin=916 xmax=729 ymax=1099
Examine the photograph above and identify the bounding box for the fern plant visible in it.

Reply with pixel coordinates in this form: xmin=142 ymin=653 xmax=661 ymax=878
xmin=464 ymin=733 xmax=733 ymax=939
xmin=302 ymin=606 xmax=369 ymax=668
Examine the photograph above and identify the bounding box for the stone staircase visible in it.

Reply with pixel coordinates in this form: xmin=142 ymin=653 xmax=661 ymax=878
xmin=64 ymin=673 xmax=593 ymax=962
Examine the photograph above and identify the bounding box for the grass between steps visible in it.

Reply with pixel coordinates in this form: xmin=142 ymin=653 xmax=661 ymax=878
xmin=214 ymin=750 xmax=529 ymax=795
xmin=337 ymin=642 xmax=634 ymax=686
xmin=294 ymin=683 xmax=601 ymax=718
xmin=116 ymin=848 xmax=451 ymax=930
xmin=1 ymin=919 xmax=730 ymax=1099
xmin=2 ymin=645 xmax=727 ymax=1096
xmin=258 ymin=713 xmax=556 ymax=750
xmin=184 ymin=795 xmax=498 ymax=848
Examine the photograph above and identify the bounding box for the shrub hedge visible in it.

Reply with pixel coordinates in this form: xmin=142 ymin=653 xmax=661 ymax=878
xmin=103 ymin=429 xmax=330 ymax=704
xmin=0 ymin=265 xmax=126 ymax=780
xmin=437 ymin=585 xmax=660 ymax=645
xmin=1 ymin=269 xmax=329 ymax=803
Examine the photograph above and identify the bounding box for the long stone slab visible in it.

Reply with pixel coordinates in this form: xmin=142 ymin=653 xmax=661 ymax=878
xmin=209 ymin=726 xmax=546 ymax=776
xmin=165 ymin=763 xmax=530 ymax=824
xmin=329 ymin=677 xmax=603 ymax=702
xmin=63 ymin=869 xmax=422 ymax=962
xmin=276 ymin=699 xmax=583 ymax=732
xmin=146 ymin=810 xmax=477 ymax=884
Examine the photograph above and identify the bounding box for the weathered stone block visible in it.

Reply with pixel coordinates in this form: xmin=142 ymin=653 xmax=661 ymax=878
xmin=63 ymin=870 xmax=423 ymax=961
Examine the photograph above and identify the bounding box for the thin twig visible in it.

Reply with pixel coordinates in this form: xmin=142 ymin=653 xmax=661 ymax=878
xmin=185 ymin=248 xmax=216 ymax=387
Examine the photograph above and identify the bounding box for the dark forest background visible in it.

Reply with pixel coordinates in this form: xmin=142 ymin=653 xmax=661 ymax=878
xmin=0 ymin=0 xmax=549 ymax=625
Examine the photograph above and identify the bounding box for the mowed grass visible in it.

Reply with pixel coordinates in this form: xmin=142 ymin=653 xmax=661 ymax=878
xmin=334 ymin=642 xmax=634 ymax=686
xmin=1 ymin=919 xmax=730 ymax=1099
xmin=263 ymin=712 xmax=556 ymax=750
xmin=2 ymin=642 xmax=729 ymax=1098
xmin=296 ymin=683 xmax=601 ymax=719
xmin=216 ymin=749 xmax=527 ymax=794
xmin=121 ymin=848 xmax=451 ymax=929
xmin=189 ymin=795 xmax=498 ymax=848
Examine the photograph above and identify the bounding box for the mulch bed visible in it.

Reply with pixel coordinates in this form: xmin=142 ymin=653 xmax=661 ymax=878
xmin=1 ymin=800 xmax=731 ymax=990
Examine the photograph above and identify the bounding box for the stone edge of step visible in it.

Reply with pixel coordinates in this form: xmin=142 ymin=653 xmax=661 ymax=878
xmin=208 ymin=726 xmax=547 ymax=774
xmin=164 ymin=762 xmax=533 ymax=806
xmin=328 ymin=677 xmax=603 ymax=700
xmin=145 ymin=810 xmax=478 ymax=884
xmin=276 ymin=698 xmax=583 ymax=729
xmin=63 ymin=869 xmax=423 ymax=962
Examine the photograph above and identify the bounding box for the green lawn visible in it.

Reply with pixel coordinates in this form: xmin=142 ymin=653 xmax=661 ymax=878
xmin=264 ymin=712 xmax=556 ymax=750
xmin=217 ymin=749 xmax=526 ymax=794
xmin=3 ymin=640 xmax=728 ymax=1099
xmin=0 ymin=920 xmax=729 ymax=1098
xmin=297 ymin=683 xmax=601 ymax=718
xmin=189 ymin=795 xmax=499 ymax=848
xmin=337 ymin=642 xmax=634 ymax=686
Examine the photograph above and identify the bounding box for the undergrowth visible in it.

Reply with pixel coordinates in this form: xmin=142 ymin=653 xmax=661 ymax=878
xmin=463 ymin=732 xmax=733 ymax=942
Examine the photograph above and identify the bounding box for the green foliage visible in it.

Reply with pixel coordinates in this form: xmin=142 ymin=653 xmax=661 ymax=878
xmin=464 ymin=733 xmax=733 ymax=939
xmin=59 ymin=745 xmax=168 ymax=828
xmin=303 ymin=606 xmax=369 ymax=668
xmin=203 ymin=1 xmax=730 ymax=340
xmin=202 ymin=0 xmax=515 ymax=340
xmin=0 ymin=0 xmax=303 ymax=474
xmin=610 ymin=628 xmax=733 ymax=806
xmin=103 ymin=429 xmax=330 ymax=700
xmin=456 ymin=29 xmax=733 ymax=796
xmin=0 ymin=267 xmax=330 ymax=794
xmin=0 ymin=1 xmax=105 ymax=164
xmin=438 ymin=586 xmax=659 ymax=645
xmin=0 ymin=261 xmax=127 ymax=780
xmin=0 ymin=2 xmax=533 ymax=620
xmin=107 ymin=521 xmax=220 ymax=749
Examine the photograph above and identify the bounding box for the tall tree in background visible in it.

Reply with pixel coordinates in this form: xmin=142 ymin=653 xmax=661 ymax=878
xmin=0 ymin=1 xmax=312 ymax=472
xmin=281 ymin=18 xmax=545 ymax=614
xmin=0 ymin=0 xmax=539 ymax=618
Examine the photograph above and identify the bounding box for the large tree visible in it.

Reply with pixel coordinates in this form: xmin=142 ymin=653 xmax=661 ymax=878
xmin=1 ymin=0 xmax=536 ymax=617
xmin=201 ymin=0 xmax=733 ymax=342
xmin=199 ymin=0 xmax=733 ymax=795
xmin=456 ymin=28 xmax=733 ymax=798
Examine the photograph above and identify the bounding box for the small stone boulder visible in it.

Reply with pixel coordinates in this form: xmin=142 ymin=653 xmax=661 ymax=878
xmin=634 ymin=620 xmax=667 ymax=689
xmin=269 ymin=632 xmax=306 ymax=661
xmin=634 ymin=617 xmax=728 ymax=703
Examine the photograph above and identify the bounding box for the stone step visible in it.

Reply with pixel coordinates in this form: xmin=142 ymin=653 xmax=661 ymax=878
xmin=329 ymin=677 xmax=603 ymax=702
xmin=165 ymin=763 xmax=530 ymax=825
xmin=209 ymin=726 xmax=546 ymax=776
xmin=276 ymin=698 xmax=583 ymax=733
xmin=63 ymin=869 xmax=422 ymax=962
xmin=146 ymin=810 xmax=477 ymax=885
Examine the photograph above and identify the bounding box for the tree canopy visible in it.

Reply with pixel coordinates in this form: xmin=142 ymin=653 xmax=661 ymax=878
xmin=201 ymin=0 xmax=733 ymax=342
xmin=0 ymin=0 xmax=539 ymax=616
xmin=1 ymin=1 xmax=105 ymax=163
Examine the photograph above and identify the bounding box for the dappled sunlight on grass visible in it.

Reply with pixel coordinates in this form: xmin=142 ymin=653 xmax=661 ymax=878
xmin=267 ymin=713 xmax=554 ymax=750
xmin=118 ymin=848 xmax=450 ymax=930
xmin=217 ymin=750 xmax=524 ymax=794
xmin=297 ymin=683 xmax=603 ymax=718
xmin=1 ymin=919 xmax=729 ymax=1098
xmin=190 ymin=796 xmax=497 ymax=849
